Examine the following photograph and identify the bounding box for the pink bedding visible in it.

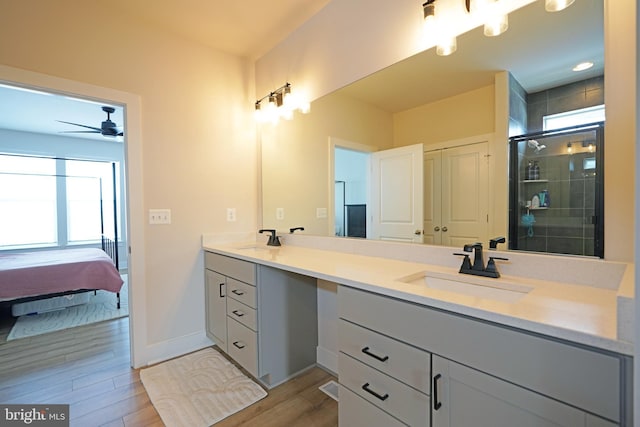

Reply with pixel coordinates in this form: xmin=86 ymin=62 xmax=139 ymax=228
xmin=0 ymin=248 xmax=123 ymax=301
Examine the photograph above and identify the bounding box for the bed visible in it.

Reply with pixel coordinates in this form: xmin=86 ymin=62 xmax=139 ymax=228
xmin=0 ymin=247 xmax=123 ymax=316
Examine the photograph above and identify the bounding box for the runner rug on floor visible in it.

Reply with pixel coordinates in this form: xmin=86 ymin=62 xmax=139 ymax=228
xmin=7 ymin=276 xmax=128 ymax=341
xmin=140 ymin=347 xmax=267 ymax=427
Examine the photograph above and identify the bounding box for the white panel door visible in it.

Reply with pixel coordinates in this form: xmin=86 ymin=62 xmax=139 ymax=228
xmin=369 ymin=143 xmax=423 ymax=243
xmin=423 ymin=150 xmax=442 ymax=245
xmin=441 ymin=142 xmax=489 ymax=247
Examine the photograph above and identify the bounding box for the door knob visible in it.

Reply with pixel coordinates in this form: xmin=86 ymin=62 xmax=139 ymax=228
xmin=434 ymin=226 xmax=440 ymax=232
xmin=414 ymin=229 xmax=422 ymax=235
xmin=442 ymin=226 xmax=448 ymax=232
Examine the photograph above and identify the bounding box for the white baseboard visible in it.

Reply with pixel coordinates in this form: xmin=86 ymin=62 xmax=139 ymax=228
xmin=317 ymin=346 xmax=338 ymax=375
xmin=143 ymin=331 xmax=214 ymax=367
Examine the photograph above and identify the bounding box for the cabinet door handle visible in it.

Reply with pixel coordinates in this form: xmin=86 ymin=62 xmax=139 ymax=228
xmin=433 ymin=373 xmax=442 ymax=410
xmin=232 ymin=341 xmax=245 ymax=349
xmin=219 ymin=282 xmax=225 ymax=298
xmin=231 ymin=289 xmax=245 ymax=296
xmin=361 ymin=346 xmax=389 ymax=362
xmin=232 ymin=310 xmax=245 ymax=317
xmin=441 ymin=226 xmax=448 ymax=232
xmin=361 ymin=383 xmax=389 ymax=401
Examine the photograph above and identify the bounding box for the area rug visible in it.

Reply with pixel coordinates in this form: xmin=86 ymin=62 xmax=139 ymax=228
xmin=6 ymin=275 xmax=128 ymax=341
xmin=140 ymin=348 xmax=267 ymax=427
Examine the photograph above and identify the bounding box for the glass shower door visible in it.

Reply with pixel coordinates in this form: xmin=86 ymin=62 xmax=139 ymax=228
xmin=508 ymin=122 xmax=604 ymax=257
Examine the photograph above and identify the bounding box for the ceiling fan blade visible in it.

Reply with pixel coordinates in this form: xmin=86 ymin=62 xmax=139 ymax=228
xmin=56 ymin=120 xmax=102 ymax=132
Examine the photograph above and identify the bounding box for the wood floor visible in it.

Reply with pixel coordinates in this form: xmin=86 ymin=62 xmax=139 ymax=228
xmin=0 ymin=311 xmax=338 ymax=427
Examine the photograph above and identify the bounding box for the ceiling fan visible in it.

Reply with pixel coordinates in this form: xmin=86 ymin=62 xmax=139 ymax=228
xmin=57 ymin=106 xmax=124 ymax=137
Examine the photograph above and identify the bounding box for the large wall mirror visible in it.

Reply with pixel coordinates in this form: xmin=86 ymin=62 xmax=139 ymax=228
xmin=260 ymin=0 xmax=604 ymax=254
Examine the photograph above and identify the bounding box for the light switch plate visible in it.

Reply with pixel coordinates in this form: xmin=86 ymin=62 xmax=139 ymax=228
xmin=316 ymin=207 xmax=327 ymax=218
xmin=276 ymin=207 xmax=285 ymax=220
xmin=149 ymin=209 xmax=171 ymax=224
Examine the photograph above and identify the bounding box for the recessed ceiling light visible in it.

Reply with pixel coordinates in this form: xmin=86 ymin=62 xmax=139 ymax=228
xmin=573 ymin=61 xmax=594 ymax=72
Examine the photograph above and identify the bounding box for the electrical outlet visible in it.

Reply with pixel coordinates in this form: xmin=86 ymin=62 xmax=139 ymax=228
xmin=316 ymin=207 xmax=327 ymax=219
xmin=276 ymin=207 xmax=285 ymax=220
xmin=226 ymin=208 xmax=237 ymax=222
xmin=149 ymin=209 xmax=171 ymax=224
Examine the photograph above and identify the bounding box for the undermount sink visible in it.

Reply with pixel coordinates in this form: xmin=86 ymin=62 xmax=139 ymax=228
xmin=397 ymin=271 xmax=533 ymax=303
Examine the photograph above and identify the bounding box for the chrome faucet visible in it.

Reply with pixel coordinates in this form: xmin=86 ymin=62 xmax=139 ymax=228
xmin=454 ymin=242 xmax=508 ymax=278
xmin=259 ymin=229 xmax=281 ymax=246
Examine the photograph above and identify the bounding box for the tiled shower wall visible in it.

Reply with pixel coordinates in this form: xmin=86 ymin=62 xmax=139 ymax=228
xmin=526 ymin=76 xmax=604 ymax=133
xmin=513 ymin=76 xmax=604 ymax=256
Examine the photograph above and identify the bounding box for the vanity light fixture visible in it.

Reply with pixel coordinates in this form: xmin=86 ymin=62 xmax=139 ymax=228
xmin=545 ymin=0 xmax=575 ymax=12
xmin=567 ymin=142 xmax=573 ymax=154
xmin=482 ymin=0 xmax=509 ymax=37
xmin=254 ymin=83 xmax=310 ymax=124
xmin=436 ymin=35 xmax=457 ymax=56
xmin=423 ymin=0 xmax=436 ymax=23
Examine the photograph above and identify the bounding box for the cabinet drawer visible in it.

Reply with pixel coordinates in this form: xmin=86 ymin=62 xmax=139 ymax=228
xmin=205 ymin=252 xmax=256 ymax=285
xmin=227 ymin=278 xmax=257 ymax=308
xmin=339 ymin=319 xmax=430 ymax=394
xmin=227 ymin=298 xmax=257 ymax=331
xmin=339 ymin=384 xmax=407 ymax=427
xmin=227 ymin=317 xmax=259 ymax=377
xmin=339 ymin=352 xmax=430 ymax=427
xmin=338 ymin=285 xmax=622 ymax=422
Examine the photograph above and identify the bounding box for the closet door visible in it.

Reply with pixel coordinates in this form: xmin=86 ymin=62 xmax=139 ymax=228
xmin=423 ymin=150 xmax=442 ymax=245
xmin=441 ymin=142 xmax=489 ymax=247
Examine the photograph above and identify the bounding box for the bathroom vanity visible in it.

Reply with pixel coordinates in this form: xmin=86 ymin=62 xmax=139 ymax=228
xmin=202 ymin=234 xmax=634 ymax=426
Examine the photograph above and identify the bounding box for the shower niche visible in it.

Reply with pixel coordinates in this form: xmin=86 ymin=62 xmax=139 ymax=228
xmin=508 ymin=122 xmax=604 ymax=258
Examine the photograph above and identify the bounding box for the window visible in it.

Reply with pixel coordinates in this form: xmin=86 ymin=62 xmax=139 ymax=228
xmin=0 ymin=155 xmax=119 ymax=249
xmin=0 ymin=155 xmax=57 ymax=247
xmin=543 ymin=104 xmax=605 ymax=131
xmin=66 ymin=160 xmax=118 ymax=243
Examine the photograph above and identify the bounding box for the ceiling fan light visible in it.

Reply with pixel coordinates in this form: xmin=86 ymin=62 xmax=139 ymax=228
xmin=545 ymin=0 xmax=575 ymax=12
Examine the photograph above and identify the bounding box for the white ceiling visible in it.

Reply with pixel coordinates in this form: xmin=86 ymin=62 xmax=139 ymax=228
xmin=0 ymin=0 xmax=603 ymax=140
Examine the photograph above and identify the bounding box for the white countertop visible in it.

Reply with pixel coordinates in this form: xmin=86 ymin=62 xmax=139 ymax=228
xmin=203 ymin=239 xmax=634 ymax=356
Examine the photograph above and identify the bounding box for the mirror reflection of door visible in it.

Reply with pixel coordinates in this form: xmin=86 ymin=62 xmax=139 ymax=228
xmin=369 ymin=143 xmax=424 ymax=243
xmin=425 ymin=140 xmax=489 ymax=247
xmin=334 ymin=147 xmax=368 ymax=238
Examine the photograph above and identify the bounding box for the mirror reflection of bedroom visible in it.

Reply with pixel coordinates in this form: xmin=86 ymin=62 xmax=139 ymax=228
xmin=0 ymin=84 xmax=128 ymax=347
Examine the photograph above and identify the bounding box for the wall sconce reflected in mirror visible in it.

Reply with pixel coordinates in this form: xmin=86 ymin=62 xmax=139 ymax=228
xmin=566 ymin=142 xmax=573 ymax=154
xmin=545 ymin=0 xmax=575 ymax=12
xmin=254 ymin=83 xmax=310 ymax=124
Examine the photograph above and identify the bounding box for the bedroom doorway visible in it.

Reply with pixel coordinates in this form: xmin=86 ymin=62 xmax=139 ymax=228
xmin=0 ymin=68 xmax=144 ymax=367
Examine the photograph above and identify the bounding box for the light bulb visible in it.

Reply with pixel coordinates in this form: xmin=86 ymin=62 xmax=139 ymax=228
xmin=545 ymin=0 xmax=575 ymax=12
xmin=484 ymin=13 xmax=508 ymax=36
xmin=436 ymin=36 xmax=457 ymax=56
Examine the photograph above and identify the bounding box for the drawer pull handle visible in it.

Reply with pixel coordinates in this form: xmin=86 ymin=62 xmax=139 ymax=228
xmin=361 ymin=346 xmax=389 ymax=362
xmin=433 ymin=374 xmax=442 ymax=410
xmin=232 ymin=341 xmax=246 ymax=349
xmin=361 ymin=383 xmax=389 ymax=401
xmin=219 ymin=283 xmax=225 ymax=298
xmin=232 ymin=310 xmax=245 ymax=317
xmin=231 ymin=289 xmax=245 ymax=296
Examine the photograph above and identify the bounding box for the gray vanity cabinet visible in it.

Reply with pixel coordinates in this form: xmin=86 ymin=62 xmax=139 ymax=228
xmin=338 ymin=285 xmax=630 ymax=427
xmin=204 ymin=268 xmax=228 ymax=353
xmin=205 ymin=251 xmax=318 ymax=388
xmin=431 ymin=355 xmax=618 ymax=427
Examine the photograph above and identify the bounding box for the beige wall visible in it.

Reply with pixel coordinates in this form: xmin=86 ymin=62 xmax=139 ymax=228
xmin=0 ymin=0 xmax=257 ymax=362
xmin=261 ymin=91 xmax=394 ymax=235
xmin=393 ymin=85 xmax=495 ymax=147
